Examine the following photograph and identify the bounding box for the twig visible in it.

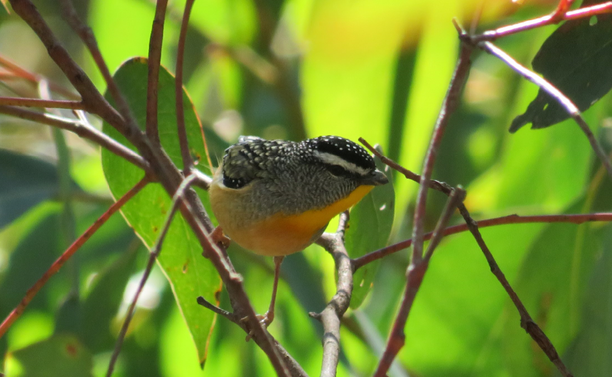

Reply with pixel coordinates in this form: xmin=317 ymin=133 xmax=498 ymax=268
xmin=0 ymin=97 xmax=85 ymax=109
xmin=196 ymin=296 xmax=237 ymax=322
xmin=457 ymin=206 xmax=574 ymax=377
xmin=312 ymin=212 xmax=353 ymax=377
xmin=0 ymin=55 xmax=80 ymax=100
xmin=175 ymin=0 xmax=194 ymax=173
xmin=479 ymin=41 xmax=612 ymax=183
xmin=0 ymin=178 xmax=149 ymax=339
xmin=423 ymin=188 xmax=466 ymax=261
xmin=12 ymin=1 xmax=291 ymax=373
xmin=10 ymin=0 xmax=128 ymax=136
xmin=408 ymin=42 xmax=473 ymax=267
xmin=373 ymin=190 xmax=464 ymax=377
xmin=472 ymin=2 xmax=612 ymax=42
xmin=0 ymin=105 xmax=150 ymax=172
xmin=145 ymin=0 xmax=168 ymax=144
xmin=353 ymin=212 xmax=612 ymax=270
xmin=106 ymin=174 xmax=197 ymax=377
xmin=58 ymin=0 xmax=141 ymax=140
xmin=364 ymin=133 xmax=575 ymax=377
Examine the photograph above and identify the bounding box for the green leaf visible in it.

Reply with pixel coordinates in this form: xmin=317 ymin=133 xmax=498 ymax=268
xmin=6 ymin=334 xmax=93 ymax=377
xmin=500 ymin=201 xmax=606 ymax=377
xmin=101 ymin=58 xmax=219 ymax=364
xmin=563 ymin=229 xmax=612 ymax=376
xmin=0 ymin=150 xmax=59 ymax=229
xmin=345 ymin=147 xmax=395 ymax=309
xmin=79 ymin=245 xmax=139 ymax=353
xmin=510 ymin=0 xmax=612 ymax=131
xmin=0 ymin=212 xmax=62 ymax=317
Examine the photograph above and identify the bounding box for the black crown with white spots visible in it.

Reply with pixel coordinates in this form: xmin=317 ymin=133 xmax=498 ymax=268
xmin=305 ymin=135 xmax=375 ymax=171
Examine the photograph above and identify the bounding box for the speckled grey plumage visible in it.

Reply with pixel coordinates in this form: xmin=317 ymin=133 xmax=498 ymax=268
xmin=218 ymin=135 xmax=378 ymax=221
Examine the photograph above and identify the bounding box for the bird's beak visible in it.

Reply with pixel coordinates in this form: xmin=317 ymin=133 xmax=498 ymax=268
xmin=361 ymin=169 xmax=389 ymax=186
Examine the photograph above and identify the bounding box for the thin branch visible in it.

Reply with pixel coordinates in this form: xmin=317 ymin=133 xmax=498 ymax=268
xmin=0 ymin=54 xmax=80 ymax=100
xmin=364 ymin=131 xmax=575 ymax=377
xmin=10 ymin=0 xmax=128 ymax=136
xmin=145 ymin=0 xmax=168 ymax=144
xmin=0 ymin=178 xmax=149 ymax=339
xmin=423 ymin=188 xmax=466 ymax=261
xmin=197 ymin=296 xmax=237 ymax=322
xmin=479 ymin=41 xmax=612 ymax=183
xmin=353 ymin=212 xmax=612 ymax=270
xmin=313 ymin=219 xmax=353 ymax=377
xmin=57 ymin=0 xmax=141 ymax=140
xmin=0 ymin=97 xmax=85 ymax=109
xmin=107 ymin=174 xmax=197 ymax=377
xmin=408 ymin=42 xmax=472 ymax=268
xmin=373 ymin=42 xmax=473 ymax=376
xmin=457 ymin=205 xmax=574 ymax=377
xmin=192 ymin=169 xmax=212 ymax=191
xmin=11 ymin=2 xmax=290 ymax=374
xmin=472 ymin=2 xmax=612 ymax=42
xmin=175 ymin=0 xmax=195 ymax=172
xmin=0 ymin=104 xmax=150 ymax=172
xmin=373 ymin=190 xmax=464 ymax=377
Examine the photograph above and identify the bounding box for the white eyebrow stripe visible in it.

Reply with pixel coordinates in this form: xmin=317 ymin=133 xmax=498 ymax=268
xmin=313 ymin=151 xmax=370 ymax=176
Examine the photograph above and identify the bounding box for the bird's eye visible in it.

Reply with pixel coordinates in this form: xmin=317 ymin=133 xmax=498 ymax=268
xmin=327 ymin=165 xmax=346 ymax=177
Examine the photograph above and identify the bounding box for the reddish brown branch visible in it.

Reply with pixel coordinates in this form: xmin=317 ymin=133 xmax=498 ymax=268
xmin=175 ymin=0 xmax=195 ymax=173
xmin=472 ymin=2 xmax=612 ymax=42
xmin=145 ymin=0 xmax=168 ymax=144
xmin=0 ymin=178 xmax=149 ymax=339
xmin=353 ymin=212 xmax=612 ymax=270
xmin=479 ymin=41 xmax=612 ymax=184
xmin=0 ymin=55 xmax=80 ymax=100
xmin=10 ymin=0 xmax=128 ymax=136
xmin=0 ymin=96 xmax=85 ymax=109
xmin=457 ymin=206 xmax=574 ymax=377
xmin=409 ymin=42 xmax=473 ymax=266
xmin=58 ymin=0 xmax=142 ymax=140
xmin=374 ymin=42 xmax=473 ymax=377
xmin=10 ymin=1 xmax=291 ymax=374
xmin=0 ymin=104 xmax=149 ymax=172
xmin=106 ymin=174 xmax=196 ymax=377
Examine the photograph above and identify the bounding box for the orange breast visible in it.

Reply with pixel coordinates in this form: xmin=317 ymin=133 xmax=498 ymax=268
xmin=225 ymin=185 xmax=374 ymax=256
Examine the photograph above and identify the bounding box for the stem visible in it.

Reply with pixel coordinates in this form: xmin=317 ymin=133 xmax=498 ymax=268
xmin=145 ymin=0 xmax=168 ymax=144
xmin=0 ymin=97 xmax=85 ymax=109
xmin=175 ymin=0 xmax=195 ymax=173
xmin=106 ymin=174 xmax=196 ymax=377
xmin=480 ymin=41 xmax=612 ymax=184
xmin=0 ymin=178 xmax=149 ymax=339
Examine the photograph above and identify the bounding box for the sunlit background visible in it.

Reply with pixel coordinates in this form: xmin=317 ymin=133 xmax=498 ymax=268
xmin=2 ymin=0 xmax=612 ymax=376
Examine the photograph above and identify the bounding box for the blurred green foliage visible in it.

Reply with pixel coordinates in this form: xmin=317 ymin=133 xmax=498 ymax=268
xmin=1 ymin=0 xmax=612 ymax=376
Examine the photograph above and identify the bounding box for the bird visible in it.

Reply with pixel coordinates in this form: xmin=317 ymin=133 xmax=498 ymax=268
xmin=208 ymin=135 xmax=389 ymax=326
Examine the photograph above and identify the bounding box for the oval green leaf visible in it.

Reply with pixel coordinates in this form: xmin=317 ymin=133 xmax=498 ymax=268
xmin=346 ymin=146 xmax=395 ymax=309
xmin=101 ymin=58 xmax=219 ymax=364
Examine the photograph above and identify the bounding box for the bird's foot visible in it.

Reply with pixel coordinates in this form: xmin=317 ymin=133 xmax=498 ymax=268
xmin=211 ymin=226 xmax=230 ymax=249
xmin=241 ymin=311 xmax=274 ymax=342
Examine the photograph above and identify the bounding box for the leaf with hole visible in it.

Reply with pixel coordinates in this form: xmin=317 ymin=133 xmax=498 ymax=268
xmin=5 ymin=334 xmax=93 ymax=377
xmin=101 ymin=58 xmax=219 ymax=364
xmin=345 ymin=146 xmax=395 ymax=309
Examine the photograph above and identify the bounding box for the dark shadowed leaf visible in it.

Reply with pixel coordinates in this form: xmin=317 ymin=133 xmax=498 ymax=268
xmin=510 ymin=0 xmax=612 ymax=132
xmin=6 ymin=334 xmax=93 ymax=377
xmin=0 ymin=150 xmax=58 ymax=229
xmin=101 ymin=58 xmax=219 ymax=363
xmin=79 ymin=245 xmax=139 ymax=353
xmin=346 ymin=146 xmax=395 ymax=309
xmin=0 ymin=212 xmax=61 ymax=317
xmin=562 ymin=230 xmax=612 ymax=376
